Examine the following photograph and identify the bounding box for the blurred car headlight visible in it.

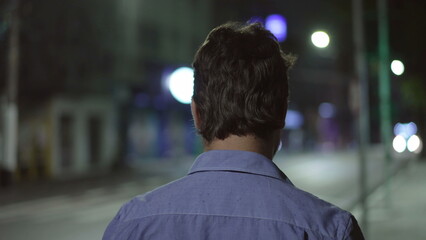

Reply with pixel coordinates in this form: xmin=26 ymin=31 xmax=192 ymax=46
xmin=393 ymin=135 xmax=407 ymax=153
xmin=407 ymin=135 xmax=422 ymax=153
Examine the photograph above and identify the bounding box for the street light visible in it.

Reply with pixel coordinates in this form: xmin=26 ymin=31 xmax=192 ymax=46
xmin=390 ymin=60 xmax=404 ymax=75
xmin=167 ymin=67 xmax=194 ymax=104
xmin=311 ymin=31 xmax=330 ymax=48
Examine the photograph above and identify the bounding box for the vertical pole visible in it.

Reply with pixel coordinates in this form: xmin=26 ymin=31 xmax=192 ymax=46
xmin=352 ymin=0 xmax=369 ymax=234
xmin=377 ymin=0 xmax=392 ymax=208
xmin=3 ymin=0 xmax=20 ymax=184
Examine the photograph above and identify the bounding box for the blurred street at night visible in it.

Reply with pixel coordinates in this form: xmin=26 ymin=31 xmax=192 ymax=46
xmin=1 ymin=0 xmax=426 ymax=239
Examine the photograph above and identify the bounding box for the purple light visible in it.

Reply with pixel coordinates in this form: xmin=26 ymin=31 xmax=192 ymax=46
xmin=285 ymin=110 xmax=304 ymax=129
xmin=319 ymin=102 xmax=336 ymax=119
xmin=394 ymin=122 xmax=417 ymax=138
xmin=265 ymin=14 xmax=287 ymax=42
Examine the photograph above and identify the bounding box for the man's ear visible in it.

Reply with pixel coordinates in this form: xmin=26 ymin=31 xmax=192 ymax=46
xmin=191 ymin=99 xmax=201 ymax=130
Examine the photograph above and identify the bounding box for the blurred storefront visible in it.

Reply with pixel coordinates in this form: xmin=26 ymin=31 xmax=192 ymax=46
xmin=16 ymin=96 xmax=117 ymax=180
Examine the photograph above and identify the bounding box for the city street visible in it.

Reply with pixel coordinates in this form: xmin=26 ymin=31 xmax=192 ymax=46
xmin=0 ymin=148 xmax=423 ymax=240
xmin=1 ymin=0 xmax=424 ymax=239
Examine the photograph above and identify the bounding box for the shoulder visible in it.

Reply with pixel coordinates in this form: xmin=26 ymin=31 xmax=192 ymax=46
xmin=278 ymin=184 xmax=362 ymax=239
xmin=113 ymin=176 xmax=192 ymax=222
xmin=105 ymin=174 xmax=364 ymax=240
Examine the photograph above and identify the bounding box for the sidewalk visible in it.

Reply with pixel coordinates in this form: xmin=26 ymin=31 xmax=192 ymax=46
xmin=0 ymin=165 xmax=176 ymax=206
xmin=0 ymin=154 xmax=199 ymax=207
xmin=274 ymin=147 xmax=403 ymax=211
xmin=352 ymin=159 xmax=426 ymax=239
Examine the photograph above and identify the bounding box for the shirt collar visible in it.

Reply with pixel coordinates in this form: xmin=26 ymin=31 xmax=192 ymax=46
xmin=188 ymin=150 xmax=291 ymax=183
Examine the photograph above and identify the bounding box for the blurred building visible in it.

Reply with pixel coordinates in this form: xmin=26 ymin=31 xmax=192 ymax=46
xmin=0 ymin=0 xmax=212 ymax=181
xmin=4 ymin=0 xmax=422 ymax=182
xmin=17 ymin=97 xmax=116 ymax=179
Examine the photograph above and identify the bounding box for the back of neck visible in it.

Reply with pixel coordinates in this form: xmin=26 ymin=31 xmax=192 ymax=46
xmin=204 ymin=134 xmax=278 ymax=160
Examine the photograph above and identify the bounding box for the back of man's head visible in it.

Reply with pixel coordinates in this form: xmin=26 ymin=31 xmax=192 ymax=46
xmin=192 ymin=22 xmax=294 ymax=143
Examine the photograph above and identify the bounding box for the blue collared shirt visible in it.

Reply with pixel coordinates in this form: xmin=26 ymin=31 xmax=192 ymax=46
xmin=103 ymin=150 xmax=364 ymax=240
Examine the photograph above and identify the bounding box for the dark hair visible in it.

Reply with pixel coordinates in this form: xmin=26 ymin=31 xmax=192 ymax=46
xmin=192 ymin=22 xmax=294 ymax=143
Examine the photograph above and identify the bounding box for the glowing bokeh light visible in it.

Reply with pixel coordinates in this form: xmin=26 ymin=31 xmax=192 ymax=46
xmin=391 ymin=60 xmax=405 ymax=76
xmin=311 ymin=31 xmax=330 ymax=48
xmin=407 ymin=135 xmax=422 ymax=153
xmin=265 ymin=14 xmax=287 ymax=42
xmin=285 ymin=110 xmax=304 ymax=129
xmin=318 ymin=102 xmax=336 ymax=118
xmin=168 ymin=67 xmax=194 ymax=104
xmin=392 ymin=135 xmax=407 ymax=153
xmin=393 ymin=122 xmax=417 ymax=139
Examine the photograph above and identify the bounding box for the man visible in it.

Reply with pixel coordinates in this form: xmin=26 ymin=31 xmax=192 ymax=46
xmin=103 ymin=22 xmax=364 ymax=239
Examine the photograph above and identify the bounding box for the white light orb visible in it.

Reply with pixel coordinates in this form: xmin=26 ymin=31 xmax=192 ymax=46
xmin=391 ymin=60 xmax=404 ymax=76
xmin=392 ymin=135 xmax=406 ymax=153
xmin=311 ymin=31 xmax=330 ymax=48
xmin=407 ymin=135 xmax=422 ymax=153
xmin=168 ymin=67 xmax=194 ymax=104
